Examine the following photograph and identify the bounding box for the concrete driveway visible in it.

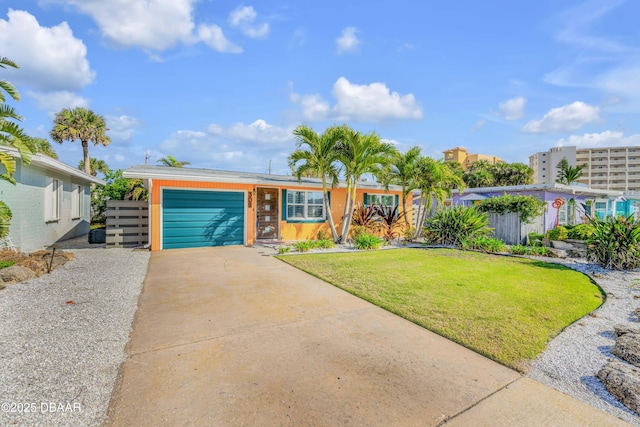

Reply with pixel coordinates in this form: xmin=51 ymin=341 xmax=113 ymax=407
xmin=105 ymin=246 xmax=628 ymax=426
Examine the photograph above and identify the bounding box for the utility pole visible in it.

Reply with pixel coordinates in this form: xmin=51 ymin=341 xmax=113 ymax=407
xmin=145 ymin=149 xmax=149 ymax=165
xmin=269 ymin=160 xmax=272 ymax=175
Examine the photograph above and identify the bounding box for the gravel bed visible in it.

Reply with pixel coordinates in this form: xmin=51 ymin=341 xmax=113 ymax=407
xmin=0 ymin=248 xmax=150 ymax=427
xmin=528 ymin=258 xmax=640 ymax=426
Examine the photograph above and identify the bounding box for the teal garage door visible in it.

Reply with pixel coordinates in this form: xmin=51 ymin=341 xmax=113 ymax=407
xmin=162 ymin=189 xmax=245 ymax=249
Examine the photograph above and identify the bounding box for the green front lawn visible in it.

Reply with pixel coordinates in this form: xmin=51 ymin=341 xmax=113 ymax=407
xmin=278 ymin=248 xmax=603 ymax=372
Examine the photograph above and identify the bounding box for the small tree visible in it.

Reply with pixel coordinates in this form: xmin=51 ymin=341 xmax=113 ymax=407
xmin=477 ymin=194 xmax=545 ymax=224
xmin=158 ymin=155 xmax=190 ymax=167
xmin=91 ymin=170 xmax=147 ymax=222
xmin=556 ymin=158 xmax=586 ymax=185
xmin=79 ymin=157 xmax=109 ymax=177
xmin=50 ymin=107 xmax=110 ymax=175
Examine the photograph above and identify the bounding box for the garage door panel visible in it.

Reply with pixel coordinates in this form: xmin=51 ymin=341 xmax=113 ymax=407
xmin=162 ymin=189 xmax=245 ymax=249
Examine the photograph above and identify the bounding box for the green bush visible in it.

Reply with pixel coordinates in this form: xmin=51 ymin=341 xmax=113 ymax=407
xmin=354 ymin=233 xmax=382 ymax=250
xmin=528 ymin=232 xmax=544 ymax=244
xmin=294 ymin=241 xmax=313 ymax=252
xmin=313 ymin=239 xmax=335 ymax=249
xmin=477 ymin=194 xmax=545 ymax=223
xmin=423 ymin=206 xmax=491 ymax=247
xmin=461 ymin=236 xmax=505 ymax=253
xmin=587 ymin=214 xmax=640 ymax=270
xmin=350 ymin=225 xmax=368 ymax=240
xmin=277 ymin=246 xmax=291 ymax=255
xmin=0 ymin=260 xmax=15 ymax=269
xmin=546 ymin=226 xmax=568 ymax=241
xmin=567 ymin=224 xmax=595 ymax=240
xmin=510 ymin=244 xmax=550 ymax=257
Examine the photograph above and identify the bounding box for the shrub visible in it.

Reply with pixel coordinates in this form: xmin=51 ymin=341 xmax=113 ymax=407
xmin=376 ymin=205 xmax=406 ymax=242
xmin=587 ymin=214 xmax=640 ymax=270
xmin=354 ymin=233 xmax=382 ymax=250
xmin=0 ymin=260 xmax=15 ymax=269
xmin=567 ymin=224 xmax=595 ymax=240
xmin=403 ymin=226 xmax=417 ymax=243
xmin=294 ymin=241 xmax=313 ymax=252
xmin=510 ymin=244 xmax=550 ymax=257
xmin=277 ymin=246 xmax=291 ymax=255
xmin=546 ymin=226 xmax=568 ymax=241
xmin=350 ymin=225 xmax=367 ymax=240
xmin=461 ymin=236 xmax=505 ymax=253
xmin=316 ymin=229 xmax=331 ymax=241
xmin=351 ymin=203 xmax=379 ymax=228
xmin=510 ymin=244 xmax=529 ymax=255
xmin=313 ymin=239 xmax=335 ymax=249
xmin=423 ymin=206 xmax=491 ymax=247
xmin=477 ymin=194 xmax=545 ymax=224
xmin=528 ymin=232 xmax=544 ymax=245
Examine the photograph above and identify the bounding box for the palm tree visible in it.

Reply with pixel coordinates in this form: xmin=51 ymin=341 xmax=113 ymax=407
xmin=50 ymin=107 xmax=110 ymax=175
xmin=24 ymin=136 xmax=58 ymax=159
xmin=414 ymin=157 xmax=465 ymax=234
xmin=384 ymin=146 xmax=422 ymax=227
xmin=157 ymin=155 xmax=191 ymax=167
xmin=556 ymin=158 xmax=585 ymax=185
xmin=288 ymin=125 xmax=342 ymax=242
xmin=79 ymin=157 xmax=109 ymax=176
xmin=337 ymin=126 xmax=395 ymax=243
xmin=0 ymin=57 xmax=32 ymax=238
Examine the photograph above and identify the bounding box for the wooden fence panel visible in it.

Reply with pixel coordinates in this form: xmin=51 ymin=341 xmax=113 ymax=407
xmin=488 ymin=212 xmax=521 ymax=245
xmin=106 ymin=200 xmax=148 ymax=248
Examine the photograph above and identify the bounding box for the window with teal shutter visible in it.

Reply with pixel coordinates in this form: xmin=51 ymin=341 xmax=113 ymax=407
xmin=281 ymin=189 xmax=287 ymax=220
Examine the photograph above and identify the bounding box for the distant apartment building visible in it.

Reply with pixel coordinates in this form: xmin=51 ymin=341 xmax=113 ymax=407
xmin=443 ymin=147 xmax=504 ymax=171
xmin=529 ymin=145 xmax=640 ymax=194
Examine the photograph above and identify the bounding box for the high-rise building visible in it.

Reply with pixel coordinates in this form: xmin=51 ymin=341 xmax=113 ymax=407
xmin=529 ymin=146 xmax=640 ymax=194
xmin=443 ymin=147 xmax=504 ymax=171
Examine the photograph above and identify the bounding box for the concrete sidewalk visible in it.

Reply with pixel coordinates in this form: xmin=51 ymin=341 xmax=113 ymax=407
xmin=105 ymin=246 xmax=629 ymax=426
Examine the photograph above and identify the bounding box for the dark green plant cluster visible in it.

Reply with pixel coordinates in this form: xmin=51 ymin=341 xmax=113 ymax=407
xmin=477 ymin=194 xmax=545 ymax=224
xmin=460 ymin=236 xmax=505 ymax=253
xmin=423 ymin=206 xmax=491 ymax=247
xmin=351 ymin=203 xmax=406 ymax=242
xmin=567 ymin=224 xmax=595 ymax=240
xmin=354 ymin=233 xmax=382 ymax=250
xmin=0 ymin=260 xmax=15 ymax=269
xmin=528 ymin=232 xmax=544 ymax=245
xmin=546 ymin=226 xmax=568 ymax=241
xmin=91 ymin=169 xmax=148 ymax=222
xmin=293 ymin=239 xmax=336 ymax=252
xmin=510 ymin=244 xmax=550 ymax=257
xmin=587 ymin=214 xmax=640 ymax=270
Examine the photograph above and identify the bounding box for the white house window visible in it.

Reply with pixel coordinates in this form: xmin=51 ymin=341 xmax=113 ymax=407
xmin=367 ymin=194 xmax=395 ymax=207
xmin=45 ymin=178 xmax=61 ymax=221
xmin=286 ymin=191 xmax=324 ymax=220
xmin=71 ymin=184 xmax=84 ymax=219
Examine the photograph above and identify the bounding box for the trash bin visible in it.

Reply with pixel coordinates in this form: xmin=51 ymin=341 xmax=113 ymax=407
xmin=88 ymin=229 xmax=106 ymax=244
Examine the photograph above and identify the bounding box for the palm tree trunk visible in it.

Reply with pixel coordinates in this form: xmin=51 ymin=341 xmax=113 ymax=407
xmin=322 ymin=179 xmax=339 ymax=242
xmin=340 ymin=180 xmax=355 ymax=243
xmin=402 ymin=187 xmax=410 ymax=227
xmin=82 ymin=140 xmax=90 ymax=175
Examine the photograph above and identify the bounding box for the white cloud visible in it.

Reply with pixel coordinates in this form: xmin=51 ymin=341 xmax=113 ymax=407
xmin=27 ymin=90 xmax=90 ymax=115
xmin=469 ymin=120 xmax=486 ymax=132
xmin=522 ymin=101 xmax=600 ymax=134
xmin=498 ymin=96 xmax=526 ymax=121
xmin=105 ymin=115 xmax=142 ymax=143
xmin=336 ymin=27 xmax=361 ymax=55
xmin=0 ymin=10 xmax=94 ymax=92
xmin=45 ymin=0 xmax=197 ymax=51
xmin=556 ymin=130 xmax=640 ymax=148
xmin=208 ymin=119 xmax=292 ymax=144
xmin=290 ymin=77 xmax=422 ymax=122
xmin=197 ymin=24 xmax=242 ymax=53
xmin=158 ymin=120 xmax=294 ymax=173
xmin=228 ymin=6 xmax=269 ymax=38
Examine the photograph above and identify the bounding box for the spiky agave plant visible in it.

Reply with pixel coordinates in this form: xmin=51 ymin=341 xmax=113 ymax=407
xmin=423 ymin=206 xmax=492 ymax=247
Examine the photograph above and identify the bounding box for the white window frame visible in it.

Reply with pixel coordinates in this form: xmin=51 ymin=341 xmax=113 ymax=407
xmin=367 ymin=194 xmax=395 ymax=208
xmin=71 ymin=184 xmax=84 ymax=219
xmin=45 ymin=177 xmax=61 ymax=222
xmin=286 ymin=190 xmax=325 ymax=221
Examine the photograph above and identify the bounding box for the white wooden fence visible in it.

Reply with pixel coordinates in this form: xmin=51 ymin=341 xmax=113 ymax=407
xmin=106 ymin=200 xmax=148 ymax=248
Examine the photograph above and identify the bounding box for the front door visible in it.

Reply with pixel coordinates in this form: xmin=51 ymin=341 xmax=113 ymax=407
xmin=257 ymin=188 xmax=279 ymax=239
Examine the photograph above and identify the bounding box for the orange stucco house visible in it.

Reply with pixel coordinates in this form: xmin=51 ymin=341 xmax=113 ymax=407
xmin=123 ymin=165 xmax=408 ymax=250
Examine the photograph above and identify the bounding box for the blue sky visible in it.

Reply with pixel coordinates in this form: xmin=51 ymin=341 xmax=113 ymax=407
xmin=1 ymin=0 xmax=640 ymax=175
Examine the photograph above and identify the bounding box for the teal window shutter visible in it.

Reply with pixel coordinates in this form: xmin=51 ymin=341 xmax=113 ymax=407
xmin=326 ymin=191 xmax=331 ymax=220
xmin=364 ymin=193 xmax=369 ymax=207
xmin=395 ymin=194 xmax=399 ymax=207
xmin=281 ymin=189 xmax=287 ymax=220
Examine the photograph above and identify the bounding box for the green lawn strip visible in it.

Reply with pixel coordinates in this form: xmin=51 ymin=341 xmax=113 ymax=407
xmin=277 ymin=248 xmax=603 ymax=372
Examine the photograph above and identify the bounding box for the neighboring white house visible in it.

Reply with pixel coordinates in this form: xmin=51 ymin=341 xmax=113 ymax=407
xmin=0 ymin=147 xmax=104 ymax=252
